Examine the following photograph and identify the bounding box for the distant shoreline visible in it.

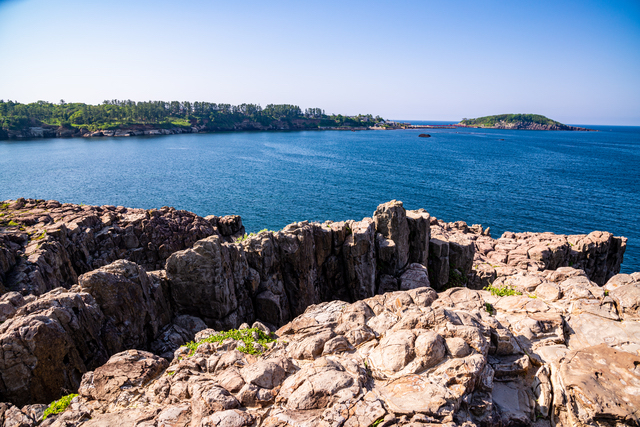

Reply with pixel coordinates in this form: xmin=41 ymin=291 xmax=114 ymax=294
xmin=0 ymin=123 xmax=374 ymax=140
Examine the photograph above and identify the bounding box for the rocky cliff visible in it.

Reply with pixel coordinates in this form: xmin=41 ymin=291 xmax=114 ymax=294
xmin=0 ymin=199 xmax=635 ymax=427
xmin=0 ymin=198 xmax=245 ymax=296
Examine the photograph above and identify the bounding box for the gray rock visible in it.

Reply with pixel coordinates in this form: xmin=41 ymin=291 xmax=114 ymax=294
xmin=374 ymin=200 xmax=410 ymax=273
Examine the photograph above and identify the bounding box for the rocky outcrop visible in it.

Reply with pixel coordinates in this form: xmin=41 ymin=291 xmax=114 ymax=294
xmin=0 ymin=288 xmax=108 ymax=407
xmin=5 ymin=268 xmax=637 ymax=427
xmin=0 ymin=198 xmax=632 ymax=424
xmin=165 ymin=201 xmax=433 ymax=329
xmin=0 ymin=261 xmax=199 ymax=406
xmin=0 ymin=198 xmax=244 ymax=295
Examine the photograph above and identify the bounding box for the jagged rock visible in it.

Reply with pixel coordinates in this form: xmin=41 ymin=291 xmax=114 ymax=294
xmin=78 ymin=260 xmax=172 ymax=353
xmin=149 ymin=315 xmax=207 ymax=360
xmin=0 ymin=199 xmax=635 ymax=427
xmin=448 ymin=234 xmax=475 ymax=278
xmin=429 ymin=237 xmax=449 ymax=289
xmin=0 ymin=291 xmax=29 ymax=322
xmin=0 ymin=199 xmax=221 ymax=296
xmin=0 ymin=288 xmax=108 ymax=406
xmin=406 ymin=209 xmax=430 ymax=266
xmin=166 ymin=235 xmax=253 ymax=330
xmin=374 ymin=200 xmax=410 ymax=274
xmin=343 ymin=219 xmax=377 ymax=301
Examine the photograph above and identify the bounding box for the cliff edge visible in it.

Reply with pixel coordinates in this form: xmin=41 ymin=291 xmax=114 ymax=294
xmin=0 ymin=199 xmax=636 ymax=427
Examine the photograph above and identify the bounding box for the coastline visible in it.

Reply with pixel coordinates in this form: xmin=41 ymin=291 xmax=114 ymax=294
xmin=0 ymin=123 xmax=373 ymax=140
xmin=1 ymin=120 xmax=600 ymax=141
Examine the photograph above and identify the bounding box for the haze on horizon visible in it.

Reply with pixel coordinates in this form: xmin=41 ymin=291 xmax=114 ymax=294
xmin=0 ymin=0 xmax=638 ymax=126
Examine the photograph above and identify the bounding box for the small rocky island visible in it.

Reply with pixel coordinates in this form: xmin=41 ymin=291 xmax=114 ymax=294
xmin=458 ymin=114 xmax=596 ymax=131
xmin=0 ymin=198 xmax=637 ymax=427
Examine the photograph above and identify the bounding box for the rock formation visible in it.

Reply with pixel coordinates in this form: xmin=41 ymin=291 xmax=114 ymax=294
xmin=0 ymin=198 xmax=245 ymax=295
xmin=0 ymin=198 xmax=636 ymax=427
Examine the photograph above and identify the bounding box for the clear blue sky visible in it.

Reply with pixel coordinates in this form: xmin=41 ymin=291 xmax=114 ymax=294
xmin=1 ymin=0 xmax=639 ymax=125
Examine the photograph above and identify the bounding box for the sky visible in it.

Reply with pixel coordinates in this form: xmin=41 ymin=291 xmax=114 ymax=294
xmin=0 ymin=0 xmax=639 ymax=125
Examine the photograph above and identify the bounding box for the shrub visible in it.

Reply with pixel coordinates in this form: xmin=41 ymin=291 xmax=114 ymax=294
xmin=43 ymin=394 xmax=78 ymax=420
xmin=182 ymin=328 xmax=276 ymax=356
xmin=484 ymin=302 xmax=494 ymax=315
xmin=484 ymin=284 xmax=522 ymax=297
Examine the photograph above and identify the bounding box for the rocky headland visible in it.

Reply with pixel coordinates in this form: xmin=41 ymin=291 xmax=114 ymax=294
xmin=0 ymin=199 xmax=637 ymax=427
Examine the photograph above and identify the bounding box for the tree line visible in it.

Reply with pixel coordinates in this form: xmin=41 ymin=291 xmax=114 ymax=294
xmin=0 ymin=100 xmax=381 ymax=131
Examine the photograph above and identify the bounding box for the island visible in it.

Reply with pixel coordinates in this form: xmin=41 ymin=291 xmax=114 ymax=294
xmin=458 ymin=113 xmax=596 ymax=131
xmin=0 ymin=100 xmax=385 ymax=139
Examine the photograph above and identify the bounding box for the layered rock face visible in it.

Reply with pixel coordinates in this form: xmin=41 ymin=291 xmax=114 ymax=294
xmin=0 ymin=198 xmax=244 ymax=295
xmin=0 ymin=198 xmax=634 ymax=427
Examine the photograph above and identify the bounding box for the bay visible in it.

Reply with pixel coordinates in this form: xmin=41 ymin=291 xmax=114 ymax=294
xmin=1 ymin=123 xmax=639 ymax=273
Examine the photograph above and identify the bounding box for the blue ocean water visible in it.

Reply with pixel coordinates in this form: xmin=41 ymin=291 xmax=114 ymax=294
xmin=1 ymin=124 xmax=639 ymax=273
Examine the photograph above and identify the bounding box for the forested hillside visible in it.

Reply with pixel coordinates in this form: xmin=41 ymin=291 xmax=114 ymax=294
xmin=0 ymin=100 xmax=381 ymax=134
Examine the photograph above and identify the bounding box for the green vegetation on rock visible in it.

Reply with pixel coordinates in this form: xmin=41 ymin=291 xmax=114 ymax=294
xmin=43 ymin=393 xmax=78 ymax=420
xmin=235 ymin=229 xmax=271 ymax=242
xmin=460 ymin=114 xmax=561 ymax=127
xmin=182 ymin=328 xmax=276 ymax=356
xmin=484 ymin=284 xmax=522 ymax=297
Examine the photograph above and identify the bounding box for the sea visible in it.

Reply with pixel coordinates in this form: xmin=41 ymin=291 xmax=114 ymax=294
xmin=1 ymin=121 xmax=639 ymax=273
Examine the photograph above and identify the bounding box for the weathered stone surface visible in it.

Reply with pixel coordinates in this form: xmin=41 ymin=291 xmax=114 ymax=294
xmin=428 ymin=237 xmax=449 ymax=289
xmin=374 ymin=200 xmax=410 ymax=274
xmin=554 ymin=344 xmax=640 ymax=426
xmin=398 ymin=263 xmax=430 ymax=290
xmin=343 ymin=219 xmax=377 ymax=301
xmin=166 ymin=235 xmax=253 ymax=330
xmin=0 ymin=199 xmax=635 ymax=427
xmin=0 ymin=199 xmax=223 ymax=296
xmin=78 ymin=260 xmax=172 ymax=353
xmin=406 ymin=209 xmax=430 ymax=266
xmin=150 ymin=315 xmax=207 ymax=360
xmin=78 ymin=350 xmax=168 ymax=404
xmin=0 ymin=288 xmax=108 ymax=406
